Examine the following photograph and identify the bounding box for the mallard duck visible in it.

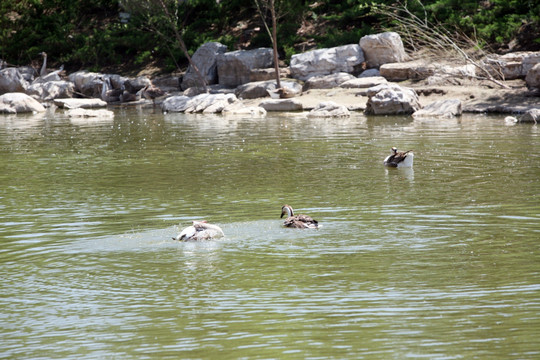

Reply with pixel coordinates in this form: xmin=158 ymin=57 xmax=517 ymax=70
xmin=280 ymin=204 xmax=319 ymax=229
xmin=383 ymin=147 xmax=414 ymax=168
xmin=173 ymin=220 xmax=224 ymax=241
xmin=267 ymin=86 xmax=297 ymax=99
xmin=141 ymin=83 xmax=165 ymax=105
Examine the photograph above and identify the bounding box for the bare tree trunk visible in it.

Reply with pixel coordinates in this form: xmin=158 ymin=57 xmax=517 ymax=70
xmin=256 ymin=0 xmax=281 ymax=89
xmin=156 ymin=0 xmax=207 ymax=91
xmin=269 ymin=0 xmax=281 ymax=89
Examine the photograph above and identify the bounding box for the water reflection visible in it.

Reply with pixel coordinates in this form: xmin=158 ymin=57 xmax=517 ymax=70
xmin=1 ymin=108 xmax=539 ymax=359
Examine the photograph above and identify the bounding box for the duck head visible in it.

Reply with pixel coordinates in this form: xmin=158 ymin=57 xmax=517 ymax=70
xmin=281 ymin=204 xmax=294 ymax=218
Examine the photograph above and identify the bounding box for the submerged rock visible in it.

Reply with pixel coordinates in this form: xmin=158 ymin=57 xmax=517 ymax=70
xmin=66 ymin=108 xmax=114 ymax=118
xmin=308 ymin=101 xmax=350 ymax=118
xmin=54 ymin=98 xmax=107 ymax=109
xmin=413 ymin=99 xmax=462 ymax=118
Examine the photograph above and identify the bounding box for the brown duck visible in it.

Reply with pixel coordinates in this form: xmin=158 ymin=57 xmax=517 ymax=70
xmin=280 ymin=204 xmax=319 ymax=229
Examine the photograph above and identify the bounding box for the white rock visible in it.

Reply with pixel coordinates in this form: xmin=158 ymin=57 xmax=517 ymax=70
xmin=365 ymin=83 xmax=421 ymax=115
xmin=359 ymin=32 xmax=406 ymax=68
xmin=68 ymin=71 xmax=102 ymax=92
xmin=413 ymin=99 xmax=462 ymax=118
xmin=66 ymin=108 xmax=114 ymax=118
xmin=162 ymin=93 xmax=237 ymax=113
xmin=290 ymin=44 xmax=364 ymax=81
xmin=54 ymin=98 xmax=107 ymax=109
xmin=26 ymin=80 xmax=74 ymax=101
xmin=304 ymin=72 xmax=356 ymax=90
xmin=0 ymin=68 xmax=28 ymax=94
xmin=308 ymin=101 xmax=350 ymax=118
xmin=484 ymin=51 xmax=540 ymax=79
xmin=0 ymin=92 xmax=46 ymax=113
xmin=222 ymin=102 xmax=267 ymax=117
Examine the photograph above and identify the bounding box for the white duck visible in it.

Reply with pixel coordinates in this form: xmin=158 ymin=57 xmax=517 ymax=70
xmin=173 ymin=221 xmax=224 ymax=241
xmin=383 ymin=147 xmax=414 ymax=168
xmin=280 ymin=204 xmax=319 ymax=229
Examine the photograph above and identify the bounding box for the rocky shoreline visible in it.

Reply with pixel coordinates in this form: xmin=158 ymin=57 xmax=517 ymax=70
xmin=1 ymin=32 xmax=539 ymax=122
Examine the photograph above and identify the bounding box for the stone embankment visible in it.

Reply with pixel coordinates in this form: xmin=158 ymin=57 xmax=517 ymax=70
xmin=1 ymin=32 xmax=539 ymax=121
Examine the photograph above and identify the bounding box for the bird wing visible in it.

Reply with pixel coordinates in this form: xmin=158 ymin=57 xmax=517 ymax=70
xmin=385 ymin=151 xmax=410 ymax=166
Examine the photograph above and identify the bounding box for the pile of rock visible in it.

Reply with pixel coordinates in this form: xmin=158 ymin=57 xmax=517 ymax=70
xmin=1 ymin=31 xmax=539 ymax=117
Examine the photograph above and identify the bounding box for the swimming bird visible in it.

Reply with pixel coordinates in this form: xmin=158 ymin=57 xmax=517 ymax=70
xmin=383 ymin=147 xmax=414 ymax=168
xmin=280 ymin=204 xmax=319 ymax=229
xmin=173 ymin=221 xmax=225 ymax=241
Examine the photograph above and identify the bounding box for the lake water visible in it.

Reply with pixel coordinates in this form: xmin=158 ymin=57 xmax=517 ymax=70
xmin=1 ymin=107 xmax=539 ymax=359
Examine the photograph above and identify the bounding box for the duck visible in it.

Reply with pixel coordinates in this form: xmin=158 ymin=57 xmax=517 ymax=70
xmin=173 ymin=220 xmax=225 ymax=241
xmin=141 ymin=83 xmax=166 ymax=105
xmin=267 ymin=86 xmax=297 ymax=99
xmin=100 ymin=77 xmax=122 ymax=102
xmin=33 ymin=52 xmax=64 ymax=84
xmin=280 ymin=204 xmax=319 ymax=229
xmin=383 ymin=147 xmax=414 ymax=168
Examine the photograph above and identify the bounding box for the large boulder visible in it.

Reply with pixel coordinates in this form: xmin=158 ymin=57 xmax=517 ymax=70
xmin=258 ymin=99 xmax=303 ymax=112
xmin=483 ymin=51 xmax=540 ymax=80
xmin=359 ymin=32 xmax=406 ymax=68
xmin=0 ymin=68 xmax=28 ymax=94
xmin=413 ymin=99 xmax=462 ymax=118
xmin=290 ymin=44 xmax=364 ymax=81
xmin=526 ymin=63 xmax=540 ymax=89
xmin=181 ymin=42 xmax=228 ymax=90
xmin=68 ymin=71 xmax=101 ymax=93
xmin=162 ymin=93 xmax=238 ymax=113
xmin=217 ymin=48 xmax=274 ymax=87
xmin=308 ymin=101 xmax=350 ymax=118
xmin=380 ymin=60 xmax=475 ymax=81
xmin=235 ymin=80 xmax=302 ymax=99
xmin=27 ymin=81 xmax=74 ymax=101
xmin=0 ymin=92 xmax=46 ymax=114
xmin=303 ymin=72 xmax=356 ymax=90
xmin=365 ymin=83 xmax=421 ymax=115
